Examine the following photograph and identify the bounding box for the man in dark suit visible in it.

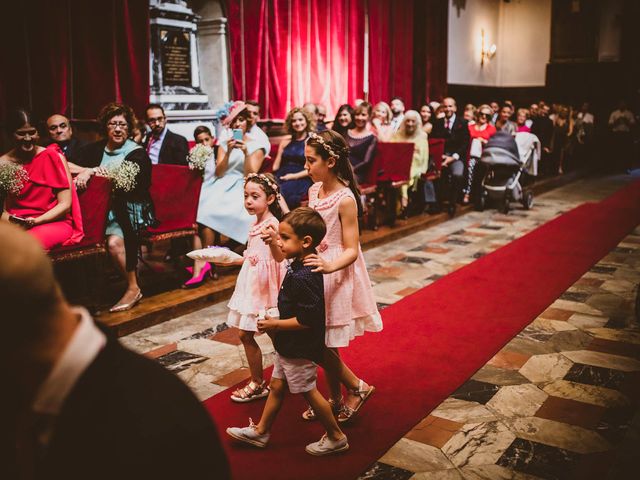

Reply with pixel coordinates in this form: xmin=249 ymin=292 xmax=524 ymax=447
xmin=45 ymin=114 xmax=87 ymax=165
xmin=143 ymin=103 xmax=189 ymax=166
xmin=431 ymin=96 xmax=470 ymax=216
xmin=1 ymin=223 xmax=230 ymax=480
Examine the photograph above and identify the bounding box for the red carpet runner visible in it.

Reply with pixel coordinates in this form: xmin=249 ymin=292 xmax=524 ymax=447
xmin=204 ymin=181 xmax=640 ymax=480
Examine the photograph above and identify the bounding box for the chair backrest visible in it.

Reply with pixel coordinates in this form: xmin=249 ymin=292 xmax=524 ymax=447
xmin=259 ymin=143 xmax=280 ymax=173
xmin=375 ymin=142 xmax=414 ymax=182
xmin=428 ymin=138 xmax=445 ymax=172
xmin=147 ymin=165 xmax=203 ymax=234
xmin=76 ymin=176 xmax=111 ymax=247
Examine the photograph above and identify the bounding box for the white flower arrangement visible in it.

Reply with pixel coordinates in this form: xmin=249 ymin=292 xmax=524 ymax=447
xmin=106 ymin=160 xmax=140 ymax=192
xmin=187 ymin=144 xmax=213 ymax=171
xmin=0 ymin=161 xmax=29 ymax=195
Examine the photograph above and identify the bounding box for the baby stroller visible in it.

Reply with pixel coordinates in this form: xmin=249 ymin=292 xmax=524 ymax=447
xmin=477 ymin=131 xmax=535 ymax=214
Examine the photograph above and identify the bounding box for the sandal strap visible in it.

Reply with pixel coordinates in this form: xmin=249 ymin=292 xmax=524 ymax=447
xmin=236 ymin=381 xmax=264 ymax=398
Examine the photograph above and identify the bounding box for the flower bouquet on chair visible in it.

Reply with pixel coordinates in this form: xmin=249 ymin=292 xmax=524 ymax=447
xmin=105 ymin=160 xmax=140 ymax=192
xmin=187 ymin=246 xmax=243 ymax=265
xmin=187 ymin=144 xmax=213 ymax=172
xmin=0 ymin=161 xmax=29 ymax=195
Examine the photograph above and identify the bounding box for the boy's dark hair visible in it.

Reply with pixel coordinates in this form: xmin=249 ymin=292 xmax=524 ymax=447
xmin=282 ymin=207 xmax=326 ymax=248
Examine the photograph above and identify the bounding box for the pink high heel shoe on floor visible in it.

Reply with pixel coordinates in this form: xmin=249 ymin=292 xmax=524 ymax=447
xmin=182 ymin=262 xmax=212 ymax=289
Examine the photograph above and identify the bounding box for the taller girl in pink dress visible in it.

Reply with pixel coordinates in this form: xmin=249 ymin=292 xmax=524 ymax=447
xmin=303 ymin=130 xmax=382 ymax=423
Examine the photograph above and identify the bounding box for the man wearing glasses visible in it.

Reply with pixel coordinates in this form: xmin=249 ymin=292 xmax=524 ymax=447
xmin=46 ymin=114 xmax=86 ymax=165
xmin=143 ymin=104 xmax=189 ymax=166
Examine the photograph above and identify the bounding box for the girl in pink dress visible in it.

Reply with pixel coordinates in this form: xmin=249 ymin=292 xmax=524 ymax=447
xmin=302 ymin=130 xmax=382 ymax=422
xmin=226 ymin=173 xmax=285 ymax=402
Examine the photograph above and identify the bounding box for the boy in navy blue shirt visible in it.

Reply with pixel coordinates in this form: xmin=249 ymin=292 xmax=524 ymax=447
xmin=227 ymin=207 xmax=349 ymax=456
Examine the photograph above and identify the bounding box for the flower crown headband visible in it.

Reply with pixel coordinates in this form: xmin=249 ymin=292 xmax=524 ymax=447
xmin=245 ymin=173 xmax=281 ymax=199
xmin=307 ymin=131 xmax=348 ymax=159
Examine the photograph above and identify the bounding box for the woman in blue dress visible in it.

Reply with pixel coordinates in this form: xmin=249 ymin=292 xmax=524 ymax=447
xmin=272 ymin=107 xmax=313 ymax=209
xmin=186 ymin=102 xmax=266 ymax=286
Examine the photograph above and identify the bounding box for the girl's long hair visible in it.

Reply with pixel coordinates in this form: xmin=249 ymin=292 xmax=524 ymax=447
xmin=245 ymin=172 xmax=285 ymax=220
xmin=306 ymin=130 xmax=364 ymax=218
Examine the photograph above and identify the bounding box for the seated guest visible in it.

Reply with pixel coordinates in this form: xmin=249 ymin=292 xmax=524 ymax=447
xmin=303 ymin=102 xmax=322 ymax=132
xmin=495 ymin=104 xmax=517 ymax=135
xmin=347 ymin=101 xmax=377 ymax=185
xmin=431 ymin=97 xmax=470 ymax=216
xmin=143 ymin=103 xmax=189 ymax=165
xmin=390 ymin=97 xmax=405 ymax=132
xmin=187 ymin=102 xmax=265 ymax=285
xmin=185 ymin=125 xmax=217 ymax=288
xmin=45 ymin=114 xmax=86 ymax=165
xmin=391 ymin=110 xmax=429 ymax=211
xmin=371 ymin=102 xmax=394 ymax=141
xmin=131 ymin=119 xmax=146 ymax=145
xmin=332 ymin=103 xmax=354 ymax=139
xmin=489 ymin=101 xmax=500 ymax=124
xmin=1 ymin=109 xmax=83 ymax=250
xmin=516 ymin=108 xmax=531 ymax=132
xmin=463 ymin=104 xmax=477 ymax=125
xmin=531 ymin=103 xmax=553 ymax=175
xmin=465 ymin=105 xmax=497 ymax=204
xmin=550 ymin=105 xmax=573 ymax=175
xmin=1 ymin=222 xmax=230 ymax=480
xmin=420 ymin=103 xmax=434 ymax=135
xmin=244 ymin=100 xmax=272 ymax=155
xmin=316 ymin=104 xmax=328 ymax=132
xmin=76 ymin=103 xmax=155 ymax=312
xmin=273 ymin=107 xmax=314 ymax=209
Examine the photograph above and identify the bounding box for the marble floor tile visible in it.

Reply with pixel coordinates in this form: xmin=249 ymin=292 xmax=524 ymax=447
xmin=486 ymin=384 xmax=548 ymax=418
xmin=586 ymin=337 xmax=640 ymax=361
xmin=507 ymin=416 xmax=611 ymax=454
xmin=585 ymin=293 xmax=627 ymax=315
xmin=380 ymin=438 xmax=456 ymax=473
xmin=549 ymin=299 xmax=604 ymax=316
xmin=534 ymin=396 xmax=606 ymax=429
xmin=409 ymin=469 xmax=465 ymax=479
xmin=406 ymin=415 xmax=464 ymax=449
xmin=185 ymin=348 xmax=245 ymax=381
xmin=176 ymin=369 xmax=227 ymax=401
xmin=488 ymin=351 xmax=531 ymax=371
xmin=518 ymin=353 xmax=574 ymax=384
xmin=156 ymin=350 xmax=208 ymax=373
xmin=561 ymin=350 xmax=640 ymax=372
xmin=546 ymin=329 xmax=594 ymax=352
xmin=119 ymin=336 xmax=161 ymax=354
xmin=142 ymin=342 xmax=177 ymax=359
xmin=496 ymin=438 xmax=580 ymax=480
xmin=585 ymin=327 xmax=640 ymax=346
xmin=359 ymin=462 xmax=415 ymax=480
xmin=459 ymin=464 xmax=543 ymax=480
xmin=539 ymin=307 xmax=575 ymax=322
xmin=442 ymin=421 xmax=516 ymax=468
xmin=532 ymin=318 xmax=577 ymax=333
xmin=542 ymin=380 xmax=631 ymax=408
xmin=567 ymin=313 xmax=609 ymax=329
xmin=213 ymin=367 xmax=251 ymax=387
xmin=430 ymin=398 xmax=498 ymax=424
xmin=563 ymin=363 xmax=626 ymax=390
xmin=451 ymin=380 xmax=501 ymax=405
xmin=176 ymin=337 xmax=237 ymax=358
xmin=471 ymin=365 xmax=530 ymax=387
xmin=500 ymin=338 xmax=556 ymax=357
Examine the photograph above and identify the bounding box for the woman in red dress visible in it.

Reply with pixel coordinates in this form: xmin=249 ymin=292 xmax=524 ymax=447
xmin=1 ymin=109 xmax=83 ymax=250
xmin=464 ymin=105 xmax=498 ymax=204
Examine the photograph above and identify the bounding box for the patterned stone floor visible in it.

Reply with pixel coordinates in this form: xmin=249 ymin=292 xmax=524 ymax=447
xmin=120 ymin=174 xmax=639 ymax=479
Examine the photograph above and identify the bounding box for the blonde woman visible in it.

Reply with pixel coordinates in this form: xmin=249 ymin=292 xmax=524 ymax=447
xmin=371 ymin=101 xmax=394 ymax=141
xmin=391 ymin=110 xmax=429 ymax=211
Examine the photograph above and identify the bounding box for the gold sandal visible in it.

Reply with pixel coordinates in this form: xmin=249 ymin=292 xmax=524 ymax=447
xmin=230 ymin=381 xmax=270 ymax=403
xmin=302 ymin=397 xmax=344 ymax=421
xmin=338 ymin=380 xmax=375 ymax=423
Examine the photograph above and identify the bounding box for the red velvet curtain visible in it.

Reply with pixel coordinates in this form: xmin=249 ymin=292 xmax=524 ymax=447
xmin=228 ymin=0 xmax=366 ymax=119
xmin=0 ymin=0 xmax=149 ymax=123
xmin=367 ymin=0 xmax=414 ymax=107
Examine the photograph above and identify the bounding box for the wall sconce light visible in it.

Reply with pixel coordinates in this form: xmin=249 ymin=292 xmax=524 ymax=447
xmin=480 ymin=29 xmax=497 ymax=67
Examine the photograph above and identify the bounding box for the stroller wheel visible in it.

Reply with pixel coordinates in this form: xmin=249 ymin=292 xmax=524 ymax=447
xmin=522 ymin=191 xmax=534 ymax=210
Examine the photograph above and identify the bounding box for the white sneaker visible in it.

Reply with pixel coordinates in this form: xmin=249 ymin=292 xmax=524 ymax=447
xmin=226 ymin=419 xmax=270 ymax=448
xmin=305 ymin=434 xmax=349 ymax=456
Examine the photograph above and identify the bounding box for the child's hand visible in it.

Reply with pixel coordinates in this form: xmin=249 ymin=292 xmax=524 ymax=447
xmin=303 ymin=254 xmax=332 ymax=273
xmin=260 ymin=224 xmax=279 ymax=245
xmin=257 ymin=317 xmax=278 ymax=333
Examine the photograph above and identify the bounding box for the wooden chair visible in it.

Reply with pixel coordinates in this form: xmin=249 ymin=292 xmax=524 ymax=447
xmin=145 ymin=165 xmax=204 ymax=242
xmin=50 ymin=176 xmax=112 ymax=263
xmin=361 ymin=142 xmax=414 ymax=229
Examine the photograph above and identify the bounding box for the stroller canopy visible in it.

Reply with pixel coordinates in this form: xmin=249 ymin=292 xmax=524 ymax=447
xmin=480 ymin=131 xmax=522 ymax=167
